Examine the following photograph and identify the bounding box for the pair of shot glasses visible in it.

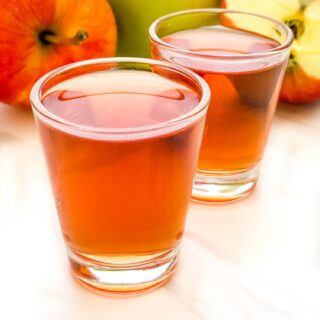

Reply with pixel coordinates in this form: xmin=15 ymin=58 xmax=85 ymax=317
xmin=31 ymin=9 xmax=293 ymax=293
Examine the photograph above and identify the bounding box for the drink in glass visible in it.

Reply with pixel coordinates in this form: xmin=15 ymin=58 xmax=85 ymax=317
xmin=150 ymin=9 xmax=293 ymax=203
xmin=31 ymin=58 xmax=210 ymax=293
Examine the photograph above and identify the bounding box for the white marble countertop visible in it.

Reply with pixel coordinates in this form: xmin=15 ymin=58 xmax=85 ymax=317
xmin=1 ymin=101 xmax=320 ymax=320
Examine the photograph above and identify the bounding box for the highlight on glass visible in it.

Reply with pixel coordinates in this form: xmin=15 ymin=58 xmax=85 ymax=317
xmin=30 ymin=57 xmax=210 ymax=293
xmin=150 ymin=9 xmax=294 ymax=203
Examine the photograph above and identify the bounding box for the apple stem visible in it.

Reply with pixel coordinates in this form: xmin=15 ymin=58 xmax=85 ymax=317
xmin=43 ymin=30 xmax=89 ymax=46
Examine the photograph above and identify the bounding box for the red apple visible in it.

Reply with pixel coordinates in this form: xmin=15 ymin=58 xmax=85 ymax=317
xmin=0 ymin=0 xmax=117 ymax=107
xmin=222 ymin=0 xmax=320 ymax=104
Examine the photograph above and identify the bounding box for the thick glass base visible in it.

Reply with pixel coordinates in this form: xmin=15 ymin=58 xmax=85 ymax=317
xmin=192 ymin=165 xmax=259 ymax=203
xmin=68 ymin=246 xmax=179 ymax=295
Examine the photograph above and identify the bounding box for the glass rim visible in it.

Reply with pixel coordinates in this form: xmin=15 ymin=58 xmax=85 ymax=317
xmin=30 ymin=57 xmax=210 ymax=135
xmin=149 ymin=8 xmax=294 ymax=60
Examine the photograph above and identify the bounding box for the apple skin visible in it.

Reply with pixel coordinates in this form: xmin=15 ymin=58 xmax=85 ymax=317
xmin=280 ymin=66 xmax=320 ymax=104
xmin=108 ymin=0 xmax=219 ymax=57
xmin=0 ymin=0 xmax=117 ymax=108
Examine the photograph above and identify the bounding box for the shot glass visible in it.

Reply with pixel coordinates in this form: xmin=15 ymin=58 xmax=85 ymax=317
xmin=31 ymin=58 xmax=210 ymax=293
xmin=149 ymin=9 xmax=294 ymax=203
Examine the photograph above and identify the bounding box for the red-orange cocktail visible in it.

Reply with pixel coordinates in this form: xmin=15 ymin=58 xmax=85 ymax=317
xmin=31 ymin=58 xmax=210 ymax=293
xmin=150 ymin=9 xmax=293 ymax=202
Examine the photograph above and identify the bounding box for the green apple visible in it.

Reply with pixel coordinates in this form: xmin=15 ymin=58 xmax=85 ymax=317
xmin=108 ymin=0 xmax=219 ymax=57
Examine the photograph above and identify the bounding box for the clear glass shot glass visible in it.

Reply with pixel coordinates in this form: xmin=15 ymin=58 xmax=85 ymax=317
xmin=30 ymin=58 xmax=210 ymax=294
xmin=150 ymin=9 xmax=294 ymax=203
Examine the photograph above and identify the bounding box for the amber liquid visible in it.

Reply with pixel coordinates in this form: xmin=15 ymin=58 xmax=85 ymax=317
xmin=37 ymin=70 xmax=204 ymax=257
xmin=160 ymin=26 xmax=287 ymax=172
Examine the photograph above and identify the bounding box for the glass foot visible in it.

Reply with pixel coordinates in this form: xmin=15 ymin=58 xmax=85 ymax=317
xmin=68 ymin=246 xmax=179 ymax=295
xmin=192 ymin=165 xmax=259 ymax=203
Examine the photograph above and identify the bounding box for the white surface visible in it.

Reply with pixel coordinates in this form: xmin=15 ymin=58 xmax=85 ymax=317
xmin=0 ymin=102 xmax=319 ymax=320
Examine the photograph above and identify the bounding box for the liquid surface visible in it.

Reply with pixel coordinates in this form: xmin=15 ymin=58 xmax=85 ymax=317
xmin=159 ymin=26 xmax=286 ymax=172
xmin=39 ymin=69 xmax=205 ymax=256
xmin=43 ymin=70 xmax=200 ymax=129
xmin=163 ymin=26 xmax=280 ymax=56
